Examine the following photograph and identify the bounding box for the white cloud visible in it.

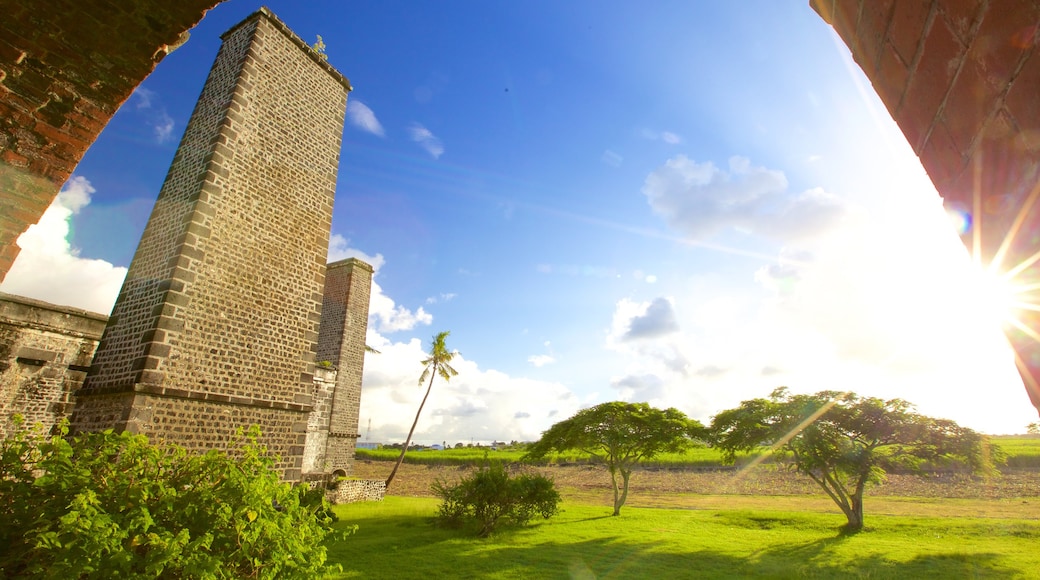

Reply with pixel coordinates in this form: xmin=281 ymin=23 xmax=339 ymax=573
xmin=328 ymin=235 xmax=428 ymax=334
xmin=610 ymin=373 xmax=665 ymax=400
xmin=0 ymin=176 xmax=127 ymax=314
xmin=615 ymin=297 xmax=680 ymax=341
xmin=346 ymin=100 xmax=385 ymax=137
xmin=328 ymin=234 xmax=385 ymax=271
xmin=642 ymin=155 xmax=846 ymax=242
xmin=359 ymin=333 xmax=580 ymax=445
xmin=154 ymin=111 xmax=175 ymax=143
xmin=409 ymin=123 xmax=444 ymax=158
xmin=595 ymin=187 xmax=1034 ymax=434
xmin=134 ymin=87 xmax=155 ymax=110
xmin=528 ymin=354 xmax=555 ymax=367
xmin=133 ymin=87 xmax=176 ymax=144
xmin=425 ymin=293 xmax=457 ymax=305
xmin=601 ymin=150 xmax=623 ymax=167
xmin=527 ymin=340 xmax=556 ymax=367
xmin=369 ymin=282 xmax=432 ymax=334
xmin=640 ymin=128 xmax=682 ymax=144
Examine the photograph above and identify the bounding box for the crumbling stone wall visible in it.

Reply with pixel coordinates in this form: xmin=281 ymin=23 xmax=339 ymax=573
xmin=327 ymin=478 xmax=386 ymax=503
xmin=302 ymin=367 xmax=337 ymax=474
xmin=71 ymin=8 xmax=353 ymax=480
xmin=0 ymin=0 xmax=221 ymax=283
xmin=0 ymin=293 xmax=107 ymax=437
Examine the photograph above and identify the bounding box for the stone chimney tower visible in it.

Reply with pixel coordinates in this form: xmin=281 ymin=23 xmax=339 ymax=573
xmin=303 ymin=257 xmax=373 ymax=478
xmin=71 ymin=8 xmax=352 ymax=480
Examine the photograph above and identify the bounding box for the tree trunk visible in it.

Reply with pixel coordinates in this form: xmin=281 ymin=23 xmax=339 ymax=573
xmin=609 ymin=466 xmax=621 ymax=516
xmin=844 ymin=487 xmax=865 ymax=533
xmin=385 ymin=370 xmax=437 ymax=488
xmin=613 ymin=468 xmax=632 ymax=516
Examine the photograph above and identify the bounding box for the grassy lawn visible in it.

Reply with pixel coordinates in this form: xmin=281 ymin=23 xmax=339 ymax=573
xmin=327 ymin=496 xmax=1040 ymax=579
xmin=357 ymin=436 xmax=1040 ymax=469
xmin=993 ymin=435 xmax=1040 ymax=468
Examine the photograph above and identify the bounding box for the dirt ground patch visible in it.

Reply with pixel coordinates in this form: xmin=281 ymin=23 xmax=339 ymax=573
xmin=354 ymin=460 xmax=1040 ymax=507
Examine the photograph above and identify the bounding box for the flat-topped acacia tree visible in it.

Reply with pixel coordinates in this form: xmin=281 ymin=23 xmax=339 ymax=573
xmin=524 ymin=402 xmax=704 ymax=516
xmin=385 ymin=331 xmax=458 ymax=489
xmin=710 ymin=387 xmax=1000 ymax=533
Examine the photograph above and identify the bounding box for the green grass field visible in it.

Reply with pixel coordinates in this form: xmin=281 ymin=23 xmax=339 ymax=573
xmin=327 ymin=496 xmax=1040 ymax=579
xmin=992 ymin=435 xmax=1040 ymax=468
xmin=357 ymin=436 xmax=1040 ymax=469
xmin=356 ymin=445 xmax=764 ymax=467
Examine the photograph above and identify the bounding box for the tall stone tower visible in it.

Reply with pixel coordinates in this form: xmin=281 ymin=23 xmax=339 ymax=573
xmin=71 ymin=8 xmax=352 ymax=480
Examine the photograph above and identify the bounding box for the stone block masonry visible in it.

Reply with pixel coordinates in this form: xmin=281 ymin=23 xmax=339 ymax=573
xmin=0 ymin=293 xmax=107 ymax=437
xmin=71 ymin=8 xmax=353 ymax=481
xmin=304 ymin=258 xmax=373 ymax=478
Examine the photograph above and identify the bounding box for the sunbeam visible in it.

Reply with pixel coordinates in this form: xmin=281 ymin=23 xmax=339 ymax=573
xmin=728 ymin=395 xmax=844 ymax=485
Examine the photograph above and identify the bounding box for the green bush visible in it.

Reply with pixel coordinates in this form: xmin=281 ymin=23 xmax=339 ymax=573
xmin=432 ymin=461 xmax=560 ymax=537
xmin=0 ymin=418 xmax=348 ymax=579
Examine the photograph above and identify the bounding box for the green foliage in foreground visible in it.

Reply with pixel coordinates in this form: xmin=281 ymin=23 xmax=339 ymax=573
xmin=432 ymin=461 xmax=560 ymax=537
xmin=0 ymin=419 xmax=345 ymax=579
xmin=328 ymin=496 xmax=1040 ymax=579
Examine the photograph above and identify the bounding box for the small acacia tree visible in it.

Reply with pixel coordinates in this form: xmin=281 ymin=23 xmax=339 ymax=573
xmin=524 ymin=401 xmax=704 ymax=516
xmin=710 ymin=387 xmax=1000 ymax=533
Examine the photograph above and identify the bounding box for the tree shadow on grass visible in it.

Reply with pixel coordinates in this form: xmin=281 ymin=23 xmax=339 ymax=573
xmin=555 ymin=514 xmax=615 ymax=525
xmin=329 ymin=523 xmax=1014 ymax=579
xmin=329 ymin=503 xmax=1027 ymax=579
xmin=464 ymin=538 xmax=1008 ymax=579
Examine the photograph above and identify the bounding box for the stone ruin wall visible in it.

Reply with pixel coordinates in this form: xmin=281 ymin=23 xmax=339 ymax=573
xmin=0 ymin=293 xmax=106 ymax=437
xmin=2 ymin=278 xmax=373 ymax=490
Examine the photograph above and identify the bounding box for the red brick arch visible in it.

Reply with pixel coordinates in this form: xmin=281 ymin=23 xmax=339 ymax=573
xmin=812 ymin=0 xmax=1040 ymax=416
xmin=0 ymin=0 xmax=223 ymax=282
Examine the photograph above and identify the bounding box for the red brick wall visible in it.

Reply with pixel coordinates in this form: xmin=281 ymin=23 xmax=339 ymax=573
xmin=811 ymin=0 xmax=1040 ymax=415
xmin=0 ymin=0 xmax=221 ymax=283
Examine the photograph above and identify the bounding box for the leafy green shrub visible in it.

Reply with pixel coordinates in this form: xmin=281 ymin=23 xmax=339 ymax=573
xmin=432 ymin=461 xmax=560 ymax=537
xmin=0 ymin=418 xmax=348 ymax=579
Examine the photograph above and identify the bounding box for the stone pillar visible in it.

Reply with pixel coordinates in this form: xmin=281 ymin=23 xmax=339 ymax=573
xmin=305 ymin=257 xmax=373 ymax=477
xmin=70 ymin=8 xmax=352 ymax=480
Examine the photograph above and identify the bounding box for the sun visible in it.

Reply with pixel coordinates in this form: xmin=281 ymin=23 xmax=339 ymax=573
xmin=969 ymin=264 xmax=1022 ymax=331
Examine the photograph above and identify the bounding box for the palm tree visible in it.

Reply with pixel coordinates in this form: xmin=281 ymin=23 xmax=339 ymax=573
xmin=384 ymin=331 xmax=458 ymax=488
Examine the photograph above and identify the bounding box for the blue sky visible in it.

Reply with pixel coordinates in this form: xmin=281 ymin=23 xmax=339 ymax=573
xmin=3 ymin=1 xmax=1036 ymax=442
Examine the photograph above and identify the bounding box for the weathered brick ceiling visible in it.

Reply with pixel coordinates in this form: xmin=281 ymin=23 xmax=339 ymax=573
xmin=811 ymin=0 xmax=1040 ymax=415
xmin=0 ymin=0 xmax=222 ymax=283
